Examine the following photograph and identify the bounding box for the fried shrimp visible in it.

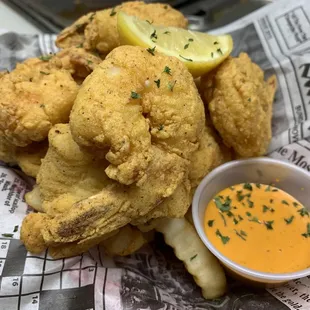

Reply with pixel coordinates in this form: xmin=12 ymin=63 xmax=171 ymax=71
xmin=0 ymin=47 xmax=102 ymax=148
xmin=200 ymin=53 xmax=277 ymax=157
xmin=21 ymin=46 xmax=205 ymax=257
xmin=56 ymin=1 xmax=188 ymax=56
xmin=70 ymin=45 xmax=205 ymax=185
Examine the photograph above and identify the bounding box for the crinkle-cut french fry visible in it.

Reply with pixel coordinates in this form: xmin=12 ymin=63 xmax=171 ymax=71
xmin=155 ymin=218 xmax=227 ymax=299
xmin=101 ymin=225 xmax=153 ymax=256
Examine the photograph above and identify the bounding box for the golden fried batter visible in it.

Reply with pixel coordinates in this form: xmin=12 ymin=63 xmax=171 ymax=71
xmin=56 ymin=1 xmax=188 ymax=56
xmin=200 ymin=53 xmax=277 ymax=157
xmin=0 ymin=48 xmax=102 ymax=148
xmin=70 ymin=45 xmax=205 ymax=185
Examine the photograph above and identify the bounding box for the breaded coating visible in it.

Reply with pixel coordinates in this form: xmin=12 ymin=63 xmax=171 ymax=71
xmin=200 ymin=53 xmax=277 ymax=157
xmin=70 ymin=45 xmax=205 ymax=185
xmin=0 ymin=47 xmax=102 ymax=148
xmin=56 ymin=1 xmax=188 ymax=56
xmin=21 ymin=124 xmax=190 ymax=257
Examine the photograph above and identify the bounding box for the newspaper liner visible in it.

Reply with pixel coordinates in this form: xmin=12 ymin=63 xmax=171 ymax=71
xmin=0 ymin=0 xmax=310 ymax=309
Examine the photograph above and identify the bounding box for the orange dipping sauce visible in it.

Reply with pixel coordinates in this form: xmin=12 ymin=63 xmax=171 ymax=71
xmin=204 ymin=183 xmax=310 ymax=273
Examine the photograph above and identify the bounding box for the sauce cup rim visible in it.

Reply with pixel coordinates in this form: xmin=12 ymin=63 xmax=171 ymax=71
xmin=192 ymin=157 xmax=310 ymax=281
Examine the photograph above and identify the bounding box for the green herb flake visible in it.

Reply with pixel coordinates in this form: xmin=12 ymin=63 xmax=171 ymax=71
xmin=233 ymin=218 xmax=239 ymax=225
xmin=131 ymin=91 xmax=141 ymax=99
xmin=158 ymin=124 xmax=164 ymax=131
xmin=219 ymin=213 xmax=227 ymax=226
xmin=272 ymin=189 xmax=279 ymax=192
xmin=40 ymin=71 xmax=50 ymax=75
xmin=179 ymin=54 xmax=193 ymax=62
xmin=265 ymin=185 xmax=271 ymax=192
xmin=246 ymin=211 xmax=252 ymax=217
xmin=240 ymin=230 xmax=247 ymax=236
xmin=163 ymin=31 xmax=170 ymax=34
xmin=211 ymin=52 xmax=214 ymax=58
xmin=2 ymin=233 xmax=13 ymax=238
xmin=207 ymin=220 xmax=214 ymax=227
xmin=216 ymin=229 xmax=230 ymax=245
xmin=214 ymin=196 xmax=231 ymax=212
xmin=270 ymin=199 xmax=274 ymax=204
xmin=39 ymin=55 xmax=52 ymax=62
xmin=163 ymin=66 xmax=172 ymax=75
xmin=146 ymin=20 xmax=153 ymax=24
xmin=188 ymin=38 xmax=194 ymax=42
xmin=217 ymin=48 xmax=223 ymax=55
xmin=249 ymin=216 xmax=261 ymax=224
xmin=243 ymin=183 xmax=253 ymax=191
xmin=237 ymin=191 xmax=245 ymax=202
xmin=301 ymin=223 xmax=310 ymax=238
xmin=298 ymin=208 xmax=309 ymax=217
xmin=234 ymin=229 xmax=246 ymax=241
xmin=110 ymin=7 xmax=116 ymax=16
xmin=255 ymin=183 xmax=261 ymax=189
xmin=238 ymin=215 xmax=244 ymax=221
xmin=154 ymin=79 xmax=161 ymax=88
xmin=293 ymin=202 xmax=299 ymax=208
xmin=284 ymin=216 xmax=294 ymax=224
xmin=150 ymin=30 xmax=157 ymax=41
xmin=281 ymin=200 xmax=289 ymax=206
xmin=226 ymin=211 xmax=234 ymax=218
xmin=146 ymin=46 xmax=156 ymax=56
xmin=263 ymin=205 xmax=269 ymax=213
xmin=184 ymin=43 xmax=189 ymax=49
xmin=264 ymin=220 xmax=274 ymax=230
xmin=190 ymin=254 xmax=197 ymax=261
xmin=214 ymin=41 xmax=219 ymax=45
xmin=247 ymin=200 xmax=254 ymax=208
xmin=13 ymin=225 xmax=19 ymax=232
xmin=168 ymin=80 xmax=177 ymax=92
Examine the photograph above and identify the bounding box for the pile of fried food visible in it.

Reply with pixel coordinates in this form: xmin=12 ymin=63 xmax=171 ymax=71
xmin=0 ymin=1 xmax=277 ymax=299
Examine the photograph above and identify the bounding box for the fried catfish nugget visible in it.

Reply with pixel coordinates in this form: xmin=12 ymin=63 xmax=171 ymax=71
xmin=70 ymin=45 xmax=205 ymax=185
xmin=200 ymin=53 xmax=277 ymax=157
xmin=0 ymin=48 xmax=101 ymax=148
xmin=56 ymin=1 xmax=188 ymax=56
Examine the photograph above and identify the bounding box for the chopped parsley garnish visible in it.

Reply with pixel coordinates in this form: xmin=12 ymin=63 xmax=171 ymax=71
xmin=237 ymin=191 xmax=245 ymax=202
xmin=216 ymin=229 xmax=230 ymax=245
xmin=110 ymin=7 xmax=116 ymax=16
xmin=146 ymin=20 xmax=153 ymax=24
xmin=293 ymin=202 xmax=299 ymax=208
xmin=39 ymin=55 xmax=52 ymax=62
xmin=255 ymin=183 xmax=261 ymax=189
xmin=207 ymin=220 xmax=214 ymax=227
xmin=219 ymin=213 xmax=227 ymax=226
xmin=247 ymin=200 xmax=254 ymax=208
xmin=243 ymin=183 xmax=253 ymax=191
xmin=263 ymin=205 xmax=274 ymax=213
xmin=281 ymin=200 xmax=289 ymax=205
xmin=265 ymin=185 xmax=271 ymax=192
xmin=158 ymin=124 xmax=164 ymax=131
xmin=284 ymin=216 xmax=294 ymax=224
xmin=147 ymin=46 xmax=156 ymax=55
xmin=270 ymin=199 xmax=274 ymax=203
xmin=272 ymin=189 xmax=278 ymax=192
xmin=163 ymin=66 xmax=172 ymax=75
xmin=301 ymin=223 xmax=310 ymax=238
xmin=190 ymin=254 xmax=197 ymax=261
xmin=246 ymin=211 xmax=252 ymax=217
xmin=163 ymin=31 xmax=170 ymax=34
xmin=188 ymin=38 xmax=194 ymax=42
xmin=213 ymin=41 xmax=219 ymax=45
xmin=13 ymin=225 xmax=19 ymax=232
xmin=168 ymin=80 xmax=176 ymax=92
xmin=226 ymin=211 xmax=234 ymax=217
xmin=2 ymin=233 xmax=13 ymax=238
xmin=238 ymin=215 xmax=244 ymax=221
xmin=217 ymin=48 xmax=223 ymax=55
xmin=240 ymin=230 xmax=247 ymax=236
xmin=214 ymin=196 xmax=231 ymax=212
xmin=150 ymin=30 xmax=157 ymax=41
xmin=154 ymin=79 xmax=160 ymax=88
xmin=234 ymin=229 xmax=246 ymax=241
xmin=40 ymin=71 xmax=50 ymax=75
xmin=131 ymin=91 xmax=141 ymax=99
xmin=264 ymin=220 xmax=274 ymax=230
xmin=298 ymin=208 xmax=309 ymax=217
xmin=249 ymin=216 xmax=261 ymax=224
xmin=233 ymin=218 xmax=239 ymax=225
xmin=179 ymin=55 xmax=193 ymax=62
xmin=184 ymin=43 xmax=189 ymax=49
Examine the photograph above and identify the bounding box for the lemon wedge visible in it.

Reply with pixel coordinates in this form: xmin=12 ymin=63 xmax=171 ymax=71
xmin=117 ymin=11 xmax=233 ymax=77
